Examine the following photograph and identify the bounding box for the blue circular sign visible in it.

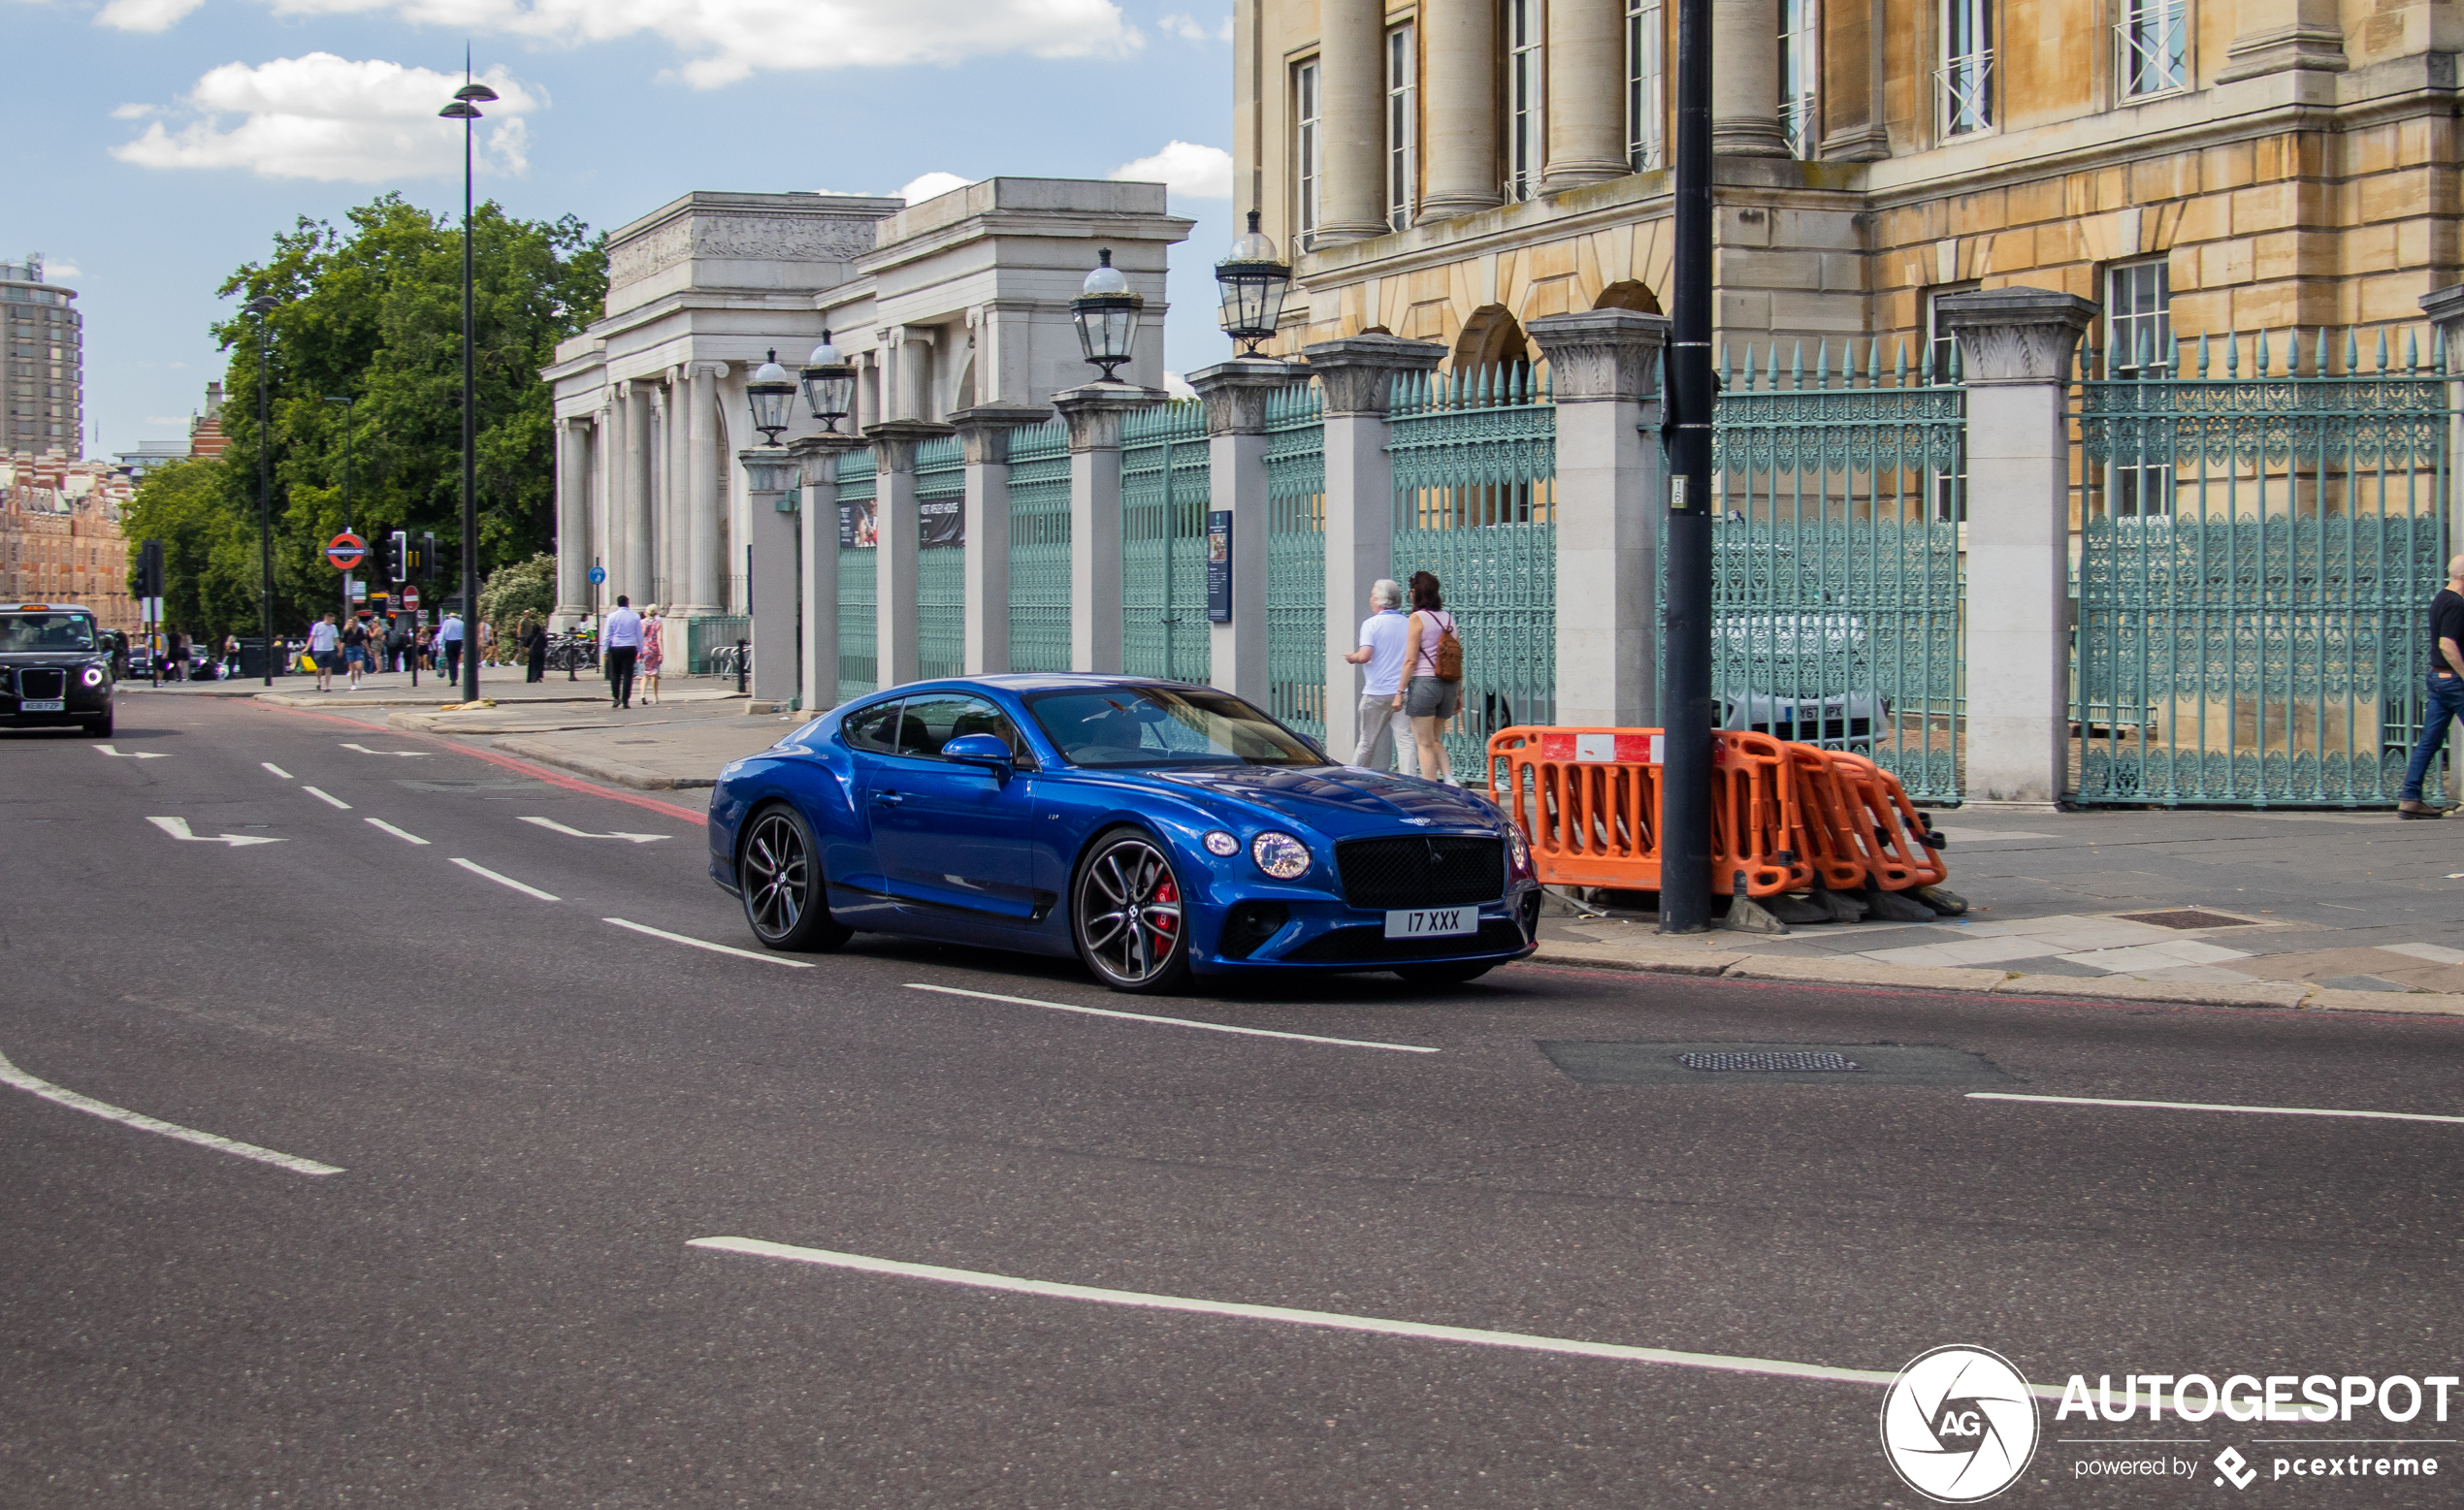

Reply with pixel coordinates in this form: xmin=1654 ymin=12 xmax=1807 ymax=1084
xmin=587 ymin=565 xmax=607 ymax=585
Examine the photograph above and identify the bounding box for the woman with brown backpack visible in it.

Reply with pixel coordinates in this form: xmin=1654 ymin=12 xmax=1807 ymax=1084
xmin=1393 ymin=569 xmax=1465 ymax=786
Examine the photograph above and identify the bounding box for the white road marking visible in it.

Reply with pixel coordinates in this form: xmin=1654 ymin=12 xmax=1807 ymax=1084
xmin=0 ymin=1045 xmax=341 ymax=1176
xmin=1968 ymin=1092 xmax=2464 ymax=1127
xmin=520 ymin=815 xmax=669 ymax=844
xmin=365 ymin=818 xmax=430 ymax=846
xmin=146 ymin=816 xmax=283 ymax=848
xmin=340 ymin=743 xmax=427 ymax=757
xmin=92 ymin=744 xmax=168 ymax=759
xmin=689 ymin=1237 xmax=2073 ymax=1400
xmin=450 ymin=857 xmax=560 ymax=901
xmin=303 ymin=786 xmax=351 ymax=810
xmin=602 ymin=916 xmax=814 ymax=968
xmin=262 ymin=762 xmax=293 ymax=779
xmin=903 ymin=982 xmax=1438 ymax=1053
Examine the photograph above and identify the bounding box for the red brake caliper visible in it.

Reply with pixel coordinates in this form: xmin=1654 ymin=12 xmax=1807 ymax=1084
xmin=1151 ymin=874 xmax=1180 ymax=940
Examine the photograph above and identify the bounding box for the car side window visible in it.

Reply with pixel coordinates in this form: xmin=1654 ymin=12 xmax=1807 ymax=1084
xmin=893 ymin=693 xmax=1034 ymax=765
xmin=841 ymin=697 xmax=904 ymax=754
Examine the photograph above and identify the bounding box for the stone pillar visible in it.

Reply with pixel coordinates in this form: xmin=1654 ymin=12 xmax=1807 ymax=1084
xmin=790 ymin=434 xmax=865 ymax=714
xmin=1420 ymin=0 xmax=1502 ymax=219
xmin=2216 ymin=0 xmax=2349 ymax=82
xmin=1304 ymin=335 xmax=1447 ymax=757
xmin=1529 ymin=309 xmax=1670 ymax=727
xmin=554 ymin=417 xmax=591 ymax=624
xmin=2421 ymin=286 xmax=2464 ymax=802
xmin=663 ymin=372 xmax=688 ymax=609
xmin=1188 ymin=359 xmax=1297 ymax=705
xmin=685 ymin=362 xmax=725 ymax=616
xmin=1054 ymin=382 xmax=1166 ymax=674
xmin=1939 ymin=288 xmax=2096 ymax=811
xmin=951 ymin=404 xmax=1052 ymax=675
xmin=1712 ymin=0 xmax=1792 ymax=158
xmin=866 ymin=419 xmax=950 ymax=688
xmin=737 ymin=448 xmax=799 ymax=705
xmin=1317 ymin=0 xmax=1387 ymax=243
xmin=624 ymin=382 xmax=654 ymax=604
xmin=1544 ymin=0 xmax=1630 ymax=190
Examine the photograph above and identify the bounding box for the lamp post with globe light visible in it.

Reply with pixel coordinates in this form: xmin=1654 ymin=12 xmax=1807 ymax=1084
xmin=1213 ymin=211 xmax=1292 ymax=357
xmin=1069 ymin=248 xmax=1144 ymax=383
xmin=438 ymin=70 xmax=497 ymax=704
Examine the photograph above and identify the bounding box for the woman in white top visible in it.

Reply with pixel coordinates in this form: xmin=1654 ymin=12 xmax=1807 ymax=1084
xmin=1393 ymin=570 xmax=1462 ymax=786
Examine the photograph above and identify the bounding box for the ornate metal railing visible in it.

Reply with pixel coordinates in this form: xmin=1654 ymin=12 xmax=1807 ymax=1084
xmin=834 ymin=449 xmax=878 ymax=703
xmin=1711 ymin=339 xmax=1968 ymax=800
xmin=915 ymin=435 xmax=965 ymax=682
xmin=2072 ymin=325 xmax=2452 ymax=805
xmin=1265 ymin=382 xmax=1327 ymax=740
xmin=1006 ymin=419 xmax=1071 ymax=674
xmin=1120 ymin=400 xmax=1212 ymax=685
xmin=1389 ymin=364 xmax=1557 ymax=773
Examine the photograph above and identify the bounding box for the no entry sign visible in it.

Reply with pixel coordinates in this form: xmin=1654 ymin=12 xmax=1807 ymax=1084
xmin=326 ymin=531 xmax=367 ymax=570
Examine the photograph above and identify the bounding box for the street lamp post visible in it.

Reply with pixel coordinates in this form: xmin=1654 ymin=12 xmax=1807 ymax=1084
xmin=325 ymin=394 xmax=354 ymax=625
xmin=1069 ymin=248 xmax=1144 ymax=382
xmin=247 ymin=293 xmax=277 ymax=686
xmin=798 ymin=332 xmax=856 ymax=433
xmin=1213 ymin=210 xmax=1292 ymax=357
xmin=438 ymin=71 xmax=498 ymax=705
xmin=1660 ymin=0 xmax=1716 ymax=932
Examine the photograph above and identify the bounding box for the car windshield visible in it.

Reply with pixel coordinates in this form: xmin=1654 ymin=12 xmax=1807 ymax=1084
xmin=0 ymin=613 xmax=97 ymax=653
xmin=1025 ymin=686 xmax=1326 ymax=769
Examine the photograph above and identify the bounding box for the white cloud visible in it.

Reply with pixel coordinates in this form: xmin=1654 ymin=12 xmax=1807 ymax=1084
xmin=112 ymin=54 xmax=539 ymax=183
xmin=897 ymin=171 xmax=972 ymax=206
xmin=1110 ymin=140 xmax=1232 ymax=199
xmin=245 ymin=0 xmax=1143 ymax=88
xmin=95 ymin=0 xmax=207 ymax=31
xmin=1158 ymin=12 xmax=1231 ymax=43
xmin=111 ymin=103 xmax=157 ymax=120
xmin=45 ymin=258 xmax=82 ymax=279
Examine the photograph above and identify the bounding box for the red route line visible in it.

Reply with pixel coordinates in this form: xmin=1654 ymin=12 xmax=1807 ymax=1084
xmin=243 ymin=698 xmax=707 ymax=825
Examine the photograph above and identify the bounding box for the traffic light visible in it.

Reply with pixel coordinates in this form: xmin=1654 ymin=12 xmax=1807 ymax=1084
xmin=137 ymin=538 xmax=165 ymax=600
xmin=419 ymin=532 xmax=439 ymax=581
xmin=385 ymin=530 xmax=408 ymax=584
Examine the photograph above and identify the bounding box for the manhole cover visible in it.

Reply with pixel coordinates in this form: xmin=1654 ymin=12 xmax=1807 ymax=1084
xmin=2113 ymin=909 xmax=2255 ymax=930
xmin=1678 ymin=1049 xmax=1862 ymax=1073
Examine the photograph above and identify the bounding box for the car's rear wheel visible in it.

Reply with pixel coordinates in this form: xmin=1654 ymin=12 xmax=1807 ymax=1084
xmin=1072 ymin=827 xmax=1190 ymax=993
xmin=1394 ymin=961 xmax=1494 ymax=987
xmin=738 ymin=804 xmax=851 ymax=952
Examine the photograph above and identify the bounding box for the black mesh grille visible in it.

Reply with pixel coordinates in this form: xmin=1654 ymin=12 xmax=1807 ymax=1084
xmin=1283 ymin=919 xmax=1528 ymax=965
xmin=1333 ymin=835 xmax=1504 ymax=910
xmin=15 ymin=669 xmax=64 ymax=700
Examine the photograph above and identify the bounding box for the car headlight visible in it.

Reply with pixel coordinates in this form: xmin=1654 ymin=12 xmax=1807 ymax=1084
xmin=1506 ymin=823 xmax=1533 ymax=878
xmin=1251 ymin=830 xmax=1311 ymax=880
xmin=1202 ymin=829 xmax=1240 ymax=857
xmin=81 ymin=665 xmax=106 ymax=687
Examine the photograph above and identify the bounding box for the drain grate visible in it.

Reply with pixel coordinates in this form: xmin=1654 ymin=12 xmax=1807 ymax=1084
xmin=2113 ymin=909 xmax=2256 ymax=930
xmin=1678 ymin=1049 xmax=1862 ymax=1073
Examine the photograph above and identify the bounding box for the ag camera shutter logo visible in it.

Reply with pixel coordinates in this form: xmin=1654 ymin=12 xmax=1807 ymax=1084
xmin=1880 ymin=1345 xmax=2041 ymax=1502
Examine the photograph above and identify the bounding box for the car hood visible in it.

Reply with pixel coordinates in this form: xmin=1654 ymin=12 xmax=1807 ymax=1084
xmin=0 ymin=650 xmax=105 ymax=662
xmin=1129 ymin=763 xmax=1501 ymax=836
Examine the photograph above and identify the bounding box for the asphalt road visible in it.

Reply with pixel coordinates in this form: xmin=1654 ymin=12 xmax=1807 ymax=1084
xmin=2 ymin=695 xmax=2458 ymax=1507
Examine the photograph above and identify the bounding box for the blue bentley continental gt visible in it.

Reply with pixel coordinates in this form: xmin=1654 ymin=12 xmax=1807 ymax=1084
xmin=706 ymin=675 xmax=1541 ymax=992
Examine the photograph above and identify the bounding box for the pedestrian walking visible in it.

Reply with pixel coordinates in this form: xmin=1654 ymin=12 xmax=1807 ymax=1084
xmin=2399 ymin=552 xmax=2464 ymax=818
xmin=603 ymin=594 xmax=643 ymax=710
xmin=341 ymin=612 xmax=372 ymax=691
xmin=638 ymin=604 xmax=665 ymax=706
xmin=1340 ymin=578 xmax=1418 ymax=774
xmin=478 ymin=617 xmax=497 ymax=668
xmin=1396 ymin=570 xmax=1464 ymax=787
xmin=221 ymin=632 xmax=240 ymax=678
xmin=520 ymin=612 xmax=547 ymax=683
xmin=438 ymin=611 xmax=466 ymax=685
xmin=163 ymin=626 xmax=187 ymax=682
xmin=307 ymin=612 xmax=341 ymax=692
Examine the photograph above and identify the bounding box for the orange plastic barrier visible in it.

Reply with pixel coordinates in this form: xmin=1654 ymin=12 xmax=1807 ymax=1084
xmin=1823 ymin=750 xmax=1950 ymax=891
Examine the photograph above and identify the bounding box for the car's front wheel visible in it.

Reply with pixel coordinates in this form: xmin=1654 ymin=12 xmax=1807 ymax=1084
xmin=738 ymin=803 xmax=851 ymax=952
xmin=1072 ymin=827 xmax=1190 ymax=993
xmin=82 ymin=709 xmax=112 ymax=738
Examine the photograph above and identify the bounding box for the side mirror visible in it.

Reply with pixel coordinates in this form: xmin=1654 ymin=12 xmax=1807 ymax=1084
xmin=940 ymin=732 xmax=1018 ymax=781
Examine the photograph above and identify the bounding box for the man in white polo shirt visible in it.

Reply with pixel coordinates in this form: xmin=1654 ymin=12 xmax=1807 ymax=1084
xmin=1341 ymin=578 xmax=1417 ymax=774
xmin=602 ymin=594 xmax=643 ymax=710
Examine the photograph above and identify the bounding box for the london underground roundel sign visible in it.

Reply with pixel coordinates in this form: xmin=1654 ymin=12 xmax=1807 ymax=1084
xmin=326 ymin=532 xmax=367 ymax=570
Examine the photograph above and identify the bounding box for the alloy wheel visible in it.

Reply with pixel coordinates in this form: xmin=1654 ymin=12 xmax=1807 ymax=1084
xmin=1076 ymin=834 xmax=1186 ymax=989
xmin=741 ymin=810 xmax=810 ymax=943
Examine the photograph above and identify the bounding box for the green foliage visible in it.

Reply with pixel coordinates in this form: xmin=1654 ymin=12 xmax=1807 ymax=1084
xmin=136 ymin=193 xmax=606 ymax=640
xmin=478 ymin=551 xmax=557 ymax=645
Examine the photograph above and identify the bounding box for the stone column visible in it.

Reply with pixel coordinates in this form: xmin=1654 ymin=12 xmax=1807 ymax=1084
xmin=685 ymin=362 xmax=725 ymax=616
xmin=1712 ymin=0 xmax=1792 ymax=158
xmin=1544 ymin=0 xmax=1630 ymax=190
xmin=1053 ymin=382 xmax=1166 ymax=674
xmin=1529 ymin=310 xmax=1670 ymax=727
xmin=790 ymin=434 xmax=865 ymax=714
xmin=737 ymin=448 xmax=799 ymax=705
xmin=624 ymin=382 xmax=654 ymax=604
xmin=2216 ymin=0 xmax=2348 ymax=82
xmin=1304 ymin=334 xmax=1447 ymax=757
xmin=2421 ymin=286 xmax=2464 ymax=802
xmin=554 ymin=417 xmax=591 ymax=624
xmin=1317 ymin=0 xmax=1387 ymax=243
xmin=1188 ymin=358 xmax=1297 ymax=704
xmin=663 ymin=372 xmax=689 ymax=609
xmin=1419 ymin=0 xmax=1502 ymax=219
xmin=951 ymin=404 xmax=1052 ymax=675
xmin=865 ymin=419 xmax=950 ymax=688
xmin=1939 ymin=288 xmax=2096 ymax=811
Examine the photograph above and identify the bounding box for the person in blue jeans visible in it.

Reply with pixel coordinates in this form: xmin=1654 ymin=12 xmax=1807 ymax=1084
xmin=2399 ymin=553 xmax=2464 ymax=818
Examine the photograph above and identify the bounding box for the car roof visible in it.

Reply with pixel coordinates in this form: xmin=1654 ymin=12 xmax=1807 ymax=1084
xmin=866 ymin=674 xmax=1204 ymax=695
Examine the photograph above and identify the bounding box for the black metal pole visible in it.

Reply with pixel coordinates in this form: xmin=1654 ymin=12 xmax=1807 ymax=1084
xmin=257 ymin=305 xmax=275 ymax=687
xmin=459 ymin=115 xmax=481 ymax=704
xmin=1660 ymin=0 xmax=1716 ymax=933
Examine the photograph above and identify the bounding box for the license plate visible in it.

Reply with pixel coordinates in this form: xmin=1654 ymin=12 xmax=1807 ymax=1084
xmin=1384 ymin=906 xmax=1477 ymax=940
xmin=19 ymin=699 xmax=63 ymax=712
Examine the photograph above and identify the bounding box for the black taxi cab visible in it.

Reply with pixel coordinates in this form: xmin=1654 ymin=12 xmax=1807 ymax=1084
xmin=1 ymin=603 xmax=115 ymax=736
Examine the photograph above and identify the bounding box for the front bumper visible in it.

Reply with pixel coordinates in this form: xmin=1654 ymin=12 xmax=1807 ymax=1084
xmin=1 ymin=675 xmax=110 ymax=725
xmin=1192 ymin=885 xmax=1542 ymax=976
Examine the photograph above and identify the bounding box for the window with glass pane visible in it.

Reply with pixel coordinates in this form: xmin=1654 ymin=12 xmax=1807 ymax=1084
xmin=1940 ymin=0 xmax=1994 ymax=136
xmin=1780 ymin=0 xmax=1819 ymax=158
xmin=2117 ymin=0 xmax=2188 ymax=97
xmin=1387 ymin=27 xmax=1417 ymax=231
xmin=1508 ymin=0 xmax=1543 ymax=201
xmin=1295 ymin=60 xmax=1321 ymax=247
xmin=2106 ymin=261 xmax=2175 ymax=517
xmin=1628 ymin=0 xmax=1665 ymax=171
xmin=1924 ymin=286 xmax=1975 ymax=523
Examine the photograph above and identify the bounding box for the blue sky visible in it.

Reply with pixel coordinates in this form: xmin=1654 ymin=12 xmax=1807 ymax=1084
xmin=3 ymin=0 xmax=1239 ymax=458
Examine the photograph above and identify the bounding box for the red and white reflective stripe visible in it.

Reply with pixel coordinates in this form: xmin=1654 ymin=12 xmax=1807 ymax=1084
xmin=1538 ymin=731 xmax=1662 ymax=763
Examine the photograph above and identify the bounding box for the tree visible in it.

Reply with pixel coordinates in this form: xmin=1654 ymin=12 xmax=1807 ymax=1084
xmin=477 ymin=551 xmax=557 ymax=649
xmin=135 ymin=194 xmax=606 ymax=640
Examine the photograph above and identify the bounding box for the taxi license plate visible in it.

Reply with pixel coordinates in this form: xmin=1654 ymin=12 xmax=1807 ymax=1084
xmin=19 ymin=699 xmax=63 ymax=712
xmin=1384 ymin=906 xmax=1476 ymax=940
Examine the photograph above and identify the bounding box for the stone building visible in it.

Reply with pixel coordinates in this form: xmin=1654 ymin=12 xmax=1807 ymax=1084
xmin=2 ymin=256 xmax=82 ymax=459
xmin=2 ymin=453 xmax=134 ymax=628
xmin=1234 ymin=0 xmax=2461 ymax=365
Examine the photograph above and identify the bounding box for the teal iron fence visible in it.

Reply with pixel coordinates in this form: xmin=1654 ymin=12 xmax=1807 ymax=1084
xmin=1264 ymin=382 xmax=1327 ymax=740
xmin=684 ymin=614 xmax=752 ymax=675
xmin=835 ymin=449 xmax=878 ymax=703
xmin=1388 ymin=365 xmax=1557 ymax=774
xmin=2072 ymin=325 xmax=2452 ymax=805
xmin=1710 ymin=339 xmax=1968 ymax=801
xmin=1120 ymin=400 xmax=1213 ymax=684
xmin=1007 ymin=419 xmax=1072 ymax=673
xmin=916 ymin=435 xmax=965 ymax=682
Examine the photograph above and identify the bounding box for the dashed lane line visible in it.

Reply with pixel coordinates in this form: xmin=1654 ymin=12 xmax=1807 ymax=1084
xmin=903 ymin=982 xmax=1439 ymax=1053
xmin=450 ymin=857 xmax=560 ymax=901
xmin=1969 ymin=1092 xmax=2464 ymax=1126
xmin=365 ymin=818 xmax=430 ymax=846
xmin=0 ymin=1045 xmax=341 ymax=1176
xmin=602 ymin=917 xmax=815 ymax=968
xmin=261 ymin=762 xmax=293 ymax=779
xmin=303 ymin=786 xmax=352 ymax=810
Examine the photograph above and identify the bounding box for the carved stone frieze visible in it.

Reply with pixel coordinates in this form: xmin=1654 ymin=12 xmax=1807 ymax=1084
xmin=1299 ymin=335 xmax=1446 ymax=417
xmin=607 ymin=209 xmax=882 ymax=288
xmin=1936 ymin=288 xmax=2096 ymax=385
xmin=1053 ymin=383 xmax=1166 ymax=451
xmin=1527 ymin=311 xmax=1671 ymax=403
xmin=947 ymin=404 xmax=1055 ymax=464
xmin=1185 ymin=358 xmax=1303 ymax=435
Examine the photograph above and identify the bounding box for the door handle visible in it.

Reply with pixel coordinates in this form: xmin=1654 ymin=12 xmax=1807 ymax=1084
xmin=871 ymin=790 xmax=904 ymax=806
